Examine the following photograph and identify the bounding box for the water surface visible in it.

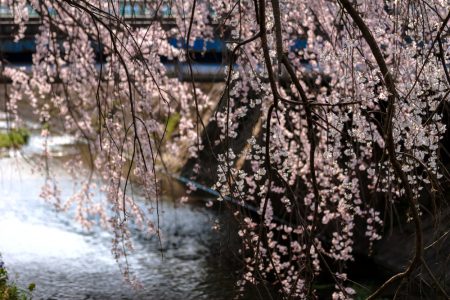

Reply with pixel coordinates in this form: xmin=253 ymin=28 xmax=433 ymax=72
xmin=0 ymin=133 xmax=239 ymax=299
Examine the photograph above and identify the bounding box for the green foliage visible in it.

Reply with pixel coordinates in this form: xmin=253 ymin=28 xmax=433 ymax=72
xmin=164 ymin=112 xmax=180 ymax=141
xmin=26 ymin=284 xmax=34 ymax=294
xmin=0 ymin=128 xmax=30 ymax=149
xmin=0 ymin=265 xmax=35 ymax=300
xmin=41 ymin=122 xmax=50 ymax=131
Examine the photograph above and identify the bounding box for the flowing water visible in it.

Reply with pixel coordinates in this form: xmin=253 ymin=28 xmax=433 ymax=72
xmin=0 ymin=128 xmax=240 ymax=299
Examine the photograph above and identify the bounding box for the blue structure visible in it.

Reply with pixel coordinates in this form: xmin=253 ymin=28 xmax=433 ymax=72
xmin=0 ymin=40 xmax=36 ymax=53
xmin=168 ymin=38 xmax=224 ymax=53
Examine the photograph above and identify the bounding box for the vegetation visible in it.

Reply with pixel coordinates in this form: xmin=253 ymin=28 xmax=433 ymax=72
xmin=0 ymin=261 xmax=35 ymax=300
xmin=0 ymin=129 xmax=30 ymax=149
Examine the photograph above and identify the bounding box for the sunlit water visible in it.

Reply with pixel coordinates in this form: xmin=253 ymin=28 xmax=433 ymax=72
xmin=0 ymin=133 xmax=239 ymax=299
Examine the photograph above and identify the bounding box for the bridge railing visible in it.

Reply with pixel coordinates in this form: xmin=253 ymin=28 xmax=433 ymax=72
xmin=0 ymin=2 xmax=308 ymax=81
xmin=0 ymin=1 xmax=175 ymax=22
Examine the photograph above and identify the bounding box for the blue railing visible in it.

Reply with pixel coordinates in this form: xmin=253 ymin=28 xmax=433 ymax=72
xmin=168 ymin=38 xmax=224 ymax=53
xmin=0 ymin=38 xmax=226 ymax=55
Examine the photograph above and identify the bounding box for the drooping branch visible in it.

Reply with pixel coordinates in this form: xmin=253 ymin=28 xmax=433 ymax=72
xmin=336 ymin=0 xmax=424 ymax=298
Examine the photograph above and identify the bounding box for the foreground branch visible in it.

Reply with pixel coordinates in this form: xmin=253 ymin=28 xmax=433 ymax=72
xmin=337 ymin=0 xmax=424 ymax=298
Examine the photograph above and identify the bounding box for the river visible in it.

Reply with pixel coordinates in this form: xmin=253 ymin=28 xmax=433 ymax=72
xmin=0 ymin=129 xmax=241 ymax=299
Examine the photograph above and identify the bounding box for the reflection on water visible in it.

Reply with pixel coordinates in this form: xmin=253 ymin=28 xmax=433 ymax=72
xmin=0 ymin=145 xmax=239 ymax=299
